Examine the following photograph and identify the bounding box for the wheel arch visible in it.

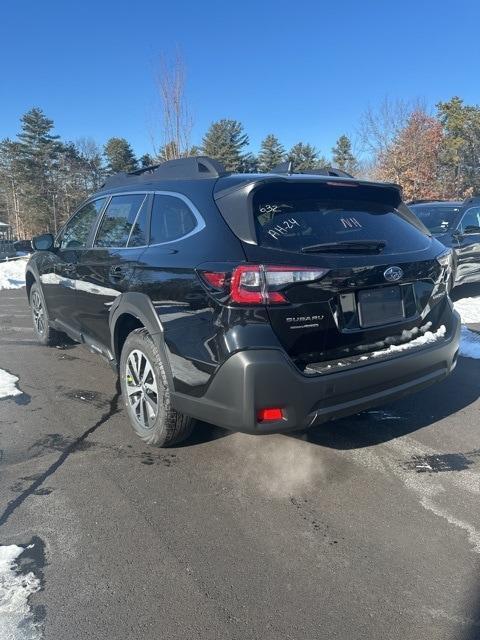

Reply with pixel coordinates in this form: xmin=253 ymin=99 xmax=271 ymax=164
xmin=25 ymin=268 xmax=36 ymax=300
xmin=110 ymin=292 xmax=174 ymax=391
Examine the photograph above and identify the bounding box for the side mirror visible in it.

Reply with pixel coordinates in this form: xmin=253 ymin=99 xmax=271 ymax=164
xmin=32 ymin=233 xmax=55 ymax=252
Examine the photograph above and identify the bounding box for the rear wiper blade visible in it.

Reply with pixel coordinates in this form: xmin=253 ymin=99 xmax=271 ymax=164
xmin=301 ymin=241 xmax=386 ymax=254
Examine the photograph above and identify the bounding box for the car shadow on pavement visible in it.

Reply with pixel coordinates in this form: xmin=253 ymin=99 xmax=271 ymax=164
xmin=178 ymin=421 xmax=231 ymax=447
xmin=298 ymin=356 xmax=480 ymax=450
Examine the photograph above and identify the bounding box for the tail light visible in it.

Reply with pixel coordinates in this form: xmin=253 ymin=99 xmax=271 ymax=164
xmin=200 ymin=265 xmax=328 ymax=305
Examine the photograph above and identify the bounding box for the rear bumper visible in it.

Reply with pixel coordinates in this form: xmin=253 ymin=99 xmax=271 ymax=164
xmin=172 ymin=310 xmax=461 ymax=434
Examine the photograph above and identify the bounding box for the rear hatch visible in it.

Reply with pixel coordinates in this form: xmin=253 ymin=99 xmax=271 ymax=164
xmin=214 ymin=178 xmax=451 ymax=371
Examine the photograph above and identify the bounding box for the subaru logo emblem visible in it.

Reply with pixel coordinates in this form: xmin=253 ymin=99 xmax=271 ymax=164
xmin=384 ymin=266 xmax=404 ymax=282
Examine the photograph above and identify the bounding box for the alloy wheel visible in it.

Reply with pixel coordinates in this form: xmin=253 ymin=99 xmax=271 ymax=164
xmin=125 ymin=349 xmax=159 ymax=430
xmin=31 ymin=290 xmax=46 ymax=336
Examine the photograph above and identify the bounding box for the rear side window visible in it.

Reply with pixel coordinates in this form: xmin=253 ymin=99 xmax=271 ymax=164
xmin=253 ymin=183 xmax=430 ymax=253
xmin=150 ymin=195 xmax=197 ymax=244
xmin=127 ymin=197 xmax=149 ymax=247
xmin=95 ymin=194 xmax=146 ymax=248
xmin=59 ymin=198 xmax=106 ymax=249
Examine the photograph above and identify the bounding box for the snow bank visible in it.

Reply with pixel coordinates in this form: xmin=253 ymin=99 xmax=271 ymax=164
xmin=454 ymin=296 xmax=480 ymax=359
xmin=0 ymin=257 xmax=27 ymax=290
xmin=0 ymin=545 xmax=42 ymax=640
xmin=0 ymin=369 xmax=22 ymax=398
xmin=454 ymin=296 xmax=480 ymax=324
xmin=459 ymin=326 xmax=480 ymax=359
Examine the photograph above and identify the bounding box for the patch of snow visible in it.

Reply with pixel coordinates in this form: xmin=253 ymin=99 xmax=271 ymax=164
xmin=0 ymin=257 xmax=27 ymax=290
xmin=368 ymin=325 xmax=447 ymax=359
xmin=0 ymin=544 xmax=42 ymax=640
xmin=453 ymin=296 xmax=480 ymax=359
xmin=0 ymin=369 xmax=22 ymax=399
xmin=454 ymin=297 xmax=480 ymax=324
xmin=459 ymin=326 xmax=480 ymax=359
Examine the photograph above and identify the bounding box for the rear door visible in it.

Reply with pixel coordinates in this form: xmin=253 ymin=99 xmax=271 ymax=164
xmin=241 ymin=181 xmax=441 ymax=367
xmin=40 ymin=198 xmax=107 ymax=336
xmin=76 ymin=193 xmax=150 ymax=350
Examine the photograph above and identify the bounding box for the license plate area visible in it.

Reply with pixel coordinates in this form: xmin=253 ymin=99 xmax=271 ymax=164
xmin=357 ymin=286 xmax=405 ymax=328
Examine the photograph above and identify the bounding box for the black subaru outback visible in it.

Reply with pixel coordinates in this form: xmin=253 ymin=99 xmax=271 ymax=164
xmin=26 ymin=157 xmax=461 ymax=446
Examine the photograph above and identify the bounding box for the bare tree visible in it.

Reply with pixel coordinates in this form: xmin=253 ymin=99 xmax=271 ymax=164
xmin=152 ymin=51 xmax=194 ymax=161
xmin=358 ymin=97 xmax=426 ymax=181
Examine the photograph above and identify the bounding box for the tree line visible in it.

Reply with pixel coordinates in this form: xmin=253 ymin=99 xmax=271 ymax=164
xmin=0 ymin=95 xmax=479 ymax=238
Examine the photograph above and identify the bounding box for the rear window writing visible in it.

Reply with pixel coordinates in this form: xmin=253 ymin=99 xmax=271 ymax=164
xmin=253 ymin=183 xmax=430 ymax=253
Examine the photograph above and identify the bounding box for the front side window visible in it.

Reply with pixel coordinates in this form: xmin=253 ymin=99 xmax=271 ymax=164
xmin=59 ymin=199 xmax=106 ymax=249
xmin=95 ymin=194 xmax=146 ymax=248
xmin=459 ymin=206 xmax=480 ymax=234
xmin=150 ymin=195 xmax=197 ymax=244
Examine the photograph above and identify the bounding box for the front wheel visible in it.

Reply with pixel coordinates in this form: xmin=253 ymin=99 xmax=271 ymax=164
xmin=30 ymin=282 xmax=65 ymax=346
xmin=119 ymin=328 xmax=194 ymax=447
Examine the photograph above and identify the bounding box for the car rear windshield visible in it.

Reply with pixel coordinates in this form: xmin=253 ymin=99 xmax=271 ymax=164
xmin=409 ymin=204 xmax=461 ymax=234
xmin=252 ymin=183 xmax=430 ymax=253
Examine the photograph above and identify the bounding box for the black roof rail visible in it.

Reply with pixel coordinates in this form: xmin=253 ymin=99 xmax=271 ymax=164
xmin=269 ymin=162 xmax=354 ymax=179
xmin=102 ymin=156 xmax=228 ymax=188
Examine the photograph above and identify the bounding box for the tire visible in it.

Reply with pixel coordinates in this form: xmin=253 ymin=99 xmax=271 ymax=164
xmin=30 ymin=282 xmax=66 ymax=346
xmin=119 ymin=328 xmax=194 ymax=447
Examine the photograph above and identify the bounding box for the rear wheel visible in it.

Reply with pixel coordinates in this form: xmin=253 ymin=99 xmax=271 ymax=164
xmin=119 ymin=328 xmax=194 ymax=447
xmin=30 ymin=282 xmax=65 ymax=346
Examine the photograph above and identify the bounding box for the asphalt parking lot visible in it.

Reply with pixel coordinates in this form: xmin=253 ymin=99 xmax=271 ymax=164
xmin=1 ymin=286 xmax=480 ymax=640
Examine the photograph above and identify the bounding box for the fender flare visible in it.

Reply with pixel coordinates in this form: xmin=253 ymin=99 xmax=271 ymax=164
xmin=25 ymin=266 xmax=39 ymax=300
xmin=109 ymin=292 xmax=174 ymax=390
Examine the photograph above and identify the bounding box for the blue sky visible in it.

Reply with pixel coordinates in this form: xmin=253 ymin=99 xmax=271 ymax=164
xmin=1 ymin=0 xmax=479 ymax=159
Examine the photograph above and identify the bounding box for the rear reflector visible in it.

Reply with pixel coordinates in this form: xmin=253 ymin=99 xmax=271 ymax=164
xmin=257 ymin=407 xmax=284 ymax=422
xmin=202 ymin=271 xmax=227 ymax=289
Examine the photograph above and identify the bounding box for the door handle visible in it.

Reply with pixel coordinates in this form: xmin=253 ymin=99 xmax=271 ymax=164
xmin=64 ymin=263 xmax=76 ymax=275
xmin=109 ymin=265 xmax=127 ymax=279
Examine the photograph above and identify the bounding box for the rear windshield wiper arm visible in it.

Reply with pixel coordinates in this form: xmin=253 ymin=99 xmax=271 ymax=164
xmin=301 ymin=240 xmax=386 ymax=254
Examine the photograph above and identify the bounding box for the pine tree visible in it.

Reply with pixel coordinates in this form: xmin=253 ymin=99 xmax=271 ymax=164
xmin=104 ymin=137 xmax=138 ymax=174
xmin=257 ymin=134 xmax=285 ymax=172
xmin=0 ymin=109 xmax=109 ymax=237
xmin=201 ymin=119 xmax=249 ymax=172
xmin=238 ymin=152 xmax=258 ymax=173
xmin=139 ymin=153 xmax=154 ymax=167
xmin=436 ymin=96 xmax=480 ymax=197
xmin=287 ymin=142 xmax=320 ymax=172
xmin=331 ymin=135 xmax=358 ymax=174
xmin=16 ymin=107 xmax=62 ymax=232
